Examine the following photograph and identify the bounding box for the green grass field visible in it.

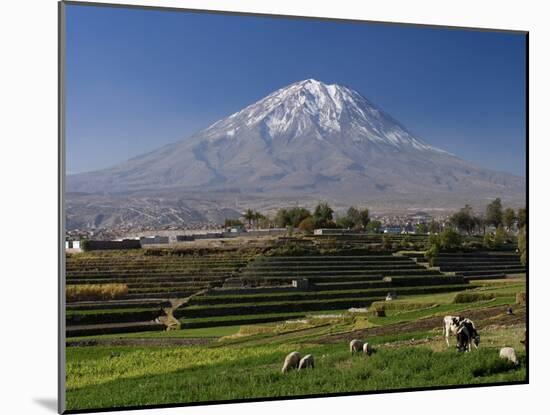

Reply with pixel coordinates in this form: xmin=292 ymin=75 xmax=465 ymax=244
xmin=65 ymin=247 xmax=527 ymax=411
xmin=66 ymin=294 xmax=527 ymax=411
xmin=66 ymin=338 xmax=525 ymax=411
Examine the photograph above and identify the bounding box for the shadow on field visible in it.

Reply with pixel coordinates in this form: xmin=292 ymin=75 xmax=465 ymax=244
xmin=472 ymin=359 xmax=522 ymax=377
xmin=34 ymin=397 xmax=57 ymax=412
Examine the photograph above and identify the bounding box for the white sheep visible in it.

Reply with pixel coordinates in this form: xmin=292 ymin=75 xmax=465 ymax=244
xmin=499 ymin=347 xmax=519 ymax=365
xmin=350 ymin=339 xmax=363 ymax=353
xmin=298 ymin=354 xmax=314 ymax=370
xmin=363 ymin=342 xmax=373 ymax=356
xmin=282 ymin=351 xmax=302 ymax=373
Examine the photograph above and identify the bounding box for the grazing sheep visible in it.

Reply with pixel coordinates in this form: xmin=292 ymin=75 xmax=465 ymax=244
xmin=499 ymin=347 xmax=519 ymax=365
xmin=363 ymin=342 xmax=373 ymax=356
xmin=350 ymin=339 xmax=364 ymax=353
xmin=298 ymin=354 xmax=314 ymax=370
xmin=282 ymin=351 xmax=302 ymax=373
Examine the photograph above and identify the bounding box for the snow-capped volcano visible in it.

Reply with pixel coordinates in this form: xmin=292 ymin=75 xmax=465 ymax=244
xmin=202 ymin=79 xmax=447 ymax=154
xmin=68 ymin=79 xmax=524 ymax=217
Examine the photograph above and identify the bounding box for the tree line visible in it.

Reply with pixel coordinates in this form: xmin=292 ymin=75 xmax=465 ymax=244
xmin=448 ymin=199 xmax=526 ymax=235
xmin=427 ymin=198 xmax=527 ymax=265
xmin=225 ymin=203 xmax=379 ymax=233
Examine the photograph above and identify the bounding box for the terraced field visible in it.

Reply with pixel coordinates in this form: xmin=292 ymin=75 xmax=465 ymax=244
xmin=403 ymin=251 xmax=526 ymax=281
xmin=64 ymin=238 xmax=527 ymax=412
xmin=177 ymin=254 xmax=469 ymax=328
xmin=310 ymin=233 xmax=430 ymax=248
xmin=65 ymin=246 xmax=525 ymax=336
xmin=65 ymin=251 xmax=252 ymax=336
xmin=65 ymin=279 xmax=527 ymax=411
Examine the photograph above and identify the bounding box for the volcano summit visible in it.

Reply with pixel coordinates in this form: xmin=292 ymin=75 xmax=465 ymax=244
xmin=67 ymin=79 xmax=525 ymax=229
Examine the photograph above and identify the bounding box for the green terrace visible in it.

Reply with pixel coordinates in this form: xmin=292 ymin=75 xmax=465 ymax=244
xmin=66 ymin=299 xmax=170 ymax=311
xmin=67 ymin=307 xmax=162 ymax=325
xmin=65 ymin=248 xmax=525 ymax=337
xmin=188 ymin=284 xmax=470 ymax=306
xmin=429 ymin=252 xmax=525 ymax=280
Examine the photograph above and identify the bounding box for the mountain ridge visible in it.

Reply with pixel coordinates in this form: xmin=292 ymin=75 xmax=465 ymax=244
xmin=66 ymin=79 xmax=524 ymax=229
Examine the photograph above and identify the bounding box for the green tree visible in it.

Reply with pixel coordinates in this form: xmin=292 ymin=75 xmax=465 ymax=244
xmin=428 ymin=220 xmax=440 ymax=234
xmin=274 ymin=207 xmax=312 ymax=228
xmin=243 ymin=208 xmax=255 ymax=227
xmin=313 ymin=202 xmax=334 ymax=228
xmin=493 ymin=225 xmax=507 ymax=247
xmin=415 ymin=223 xmax=428 ymax=234
xmin=346 ymin=206 xmax=361 ymax=227
xmin=473 ymin=216 xmax=484 ymax=235
xmin=224 ymin=218 xmax=244 ymax=228
xmin=288 ymin=207 xmax=312 ymax=228
xmin=439 ymin=227 xmax=462 ymax=250
xmin=253 ymin=211 xmax=266 ymax=228
xmin=359 ymin=208 xmax=370 ymax=228
xmin=449 ymin=205 xmax=476 ymax=235
xmin=298 ymin=217 xmax=315 ymax=234
xmin=258 ymin=215 xmax=272 ymax=229
xmin=80 ymin=239 xmax=91 ymax=252
xmin=366 ymin=220 xmax=382 ymax=234
xmin=382 ymin=234 xmax=392 ymax=250
xmin=485 ymin=198 xmax=503 ymax=228
xmin=517 ymin=208 xmax=527 ymax=229
xmin=424 ymin=233 xmax=441 ymax=266
xmin=335 ymin=216 xmax=355 ymax=229
xmin=503 ymin=208 xmax=516 ymax=231
xmin=274 ymin=208 xmax=290 ymax=228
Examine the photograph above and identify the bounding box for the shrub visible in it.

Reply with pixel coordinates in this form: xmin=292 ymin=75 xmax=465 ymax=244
xmin=80 ymin=239 xmax=90 ymax=252
xmin=382 ymin=234 xmax=392 ymax=250
xmin=66 ymin=284 xmax=128 ymax=302
xmin=483 ymin=233 xmax=494 ymax=249
xmin=493 ymin=225 xmax=507 ymax=247
xmin=439 ymin=227 xmax=462 ymax=250
xmin=453 ymin=292 xmax=496 ymax=303
xmin=424 ymin=233 xmax=440 ymax=266
xmin=516 ymin=292 xmax=526 ymax=306
xmin=366 ymin=220 xmax=382 ymax=234
xmin=462 ymin=240 xmax=484 ymax=250
xmin=298 ymin=217 xmax=315 ymax=234
xmin=370 ymin=302 xmax=386 ymax=317
xmin=265 ymin=243 xmax=314 ymax=257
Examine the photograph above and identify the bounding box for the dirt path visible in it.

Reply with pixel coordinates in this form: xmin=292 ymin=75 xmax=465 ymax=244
xmin=317 ymin=305 xmax=526 ymax=344
xmin=66 ymin=337 xmax=214 ymax=347
xmin=156 ymin=289 xmax=208 ymax=330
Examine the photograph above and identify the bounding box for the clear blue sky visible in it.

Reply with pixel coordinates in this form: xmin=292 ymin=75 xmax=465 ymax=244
xmin=65 ymin=3 xmax=526 ymax=176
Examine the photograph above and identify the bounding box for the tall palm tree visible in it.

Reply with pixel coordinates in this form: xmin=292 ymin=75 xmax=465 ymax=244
xmin=243 ymin=209 xmax=255 ymax=227
xmin=253 ymin=211 xmax=266 ymax=228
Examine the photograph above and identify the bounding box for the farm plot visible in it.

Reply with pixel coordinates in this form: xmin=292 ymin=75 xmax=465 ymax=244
xmin=425 ymin=252 xmax=525 ymax=280
xmin=176 ymin=255 xmax=471 ymax=329
xmin=65 ymin=303 xmax=526 ymax=411
xmin=66 ymin=251 xmax=252 ymax=337
xmin=64 ymin=241 xmax=527 ymax=412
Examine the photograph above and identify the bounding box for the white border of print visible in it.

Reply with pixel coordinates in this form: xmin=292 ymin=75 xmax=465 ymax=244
xmin=1 ymin=0 xmax=547 ymax=414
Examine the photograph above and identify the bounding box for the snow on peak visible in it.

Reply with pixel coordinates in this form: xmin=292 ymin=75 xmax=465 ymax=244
xmin=201 ymin=79 xmax=450 ymax=155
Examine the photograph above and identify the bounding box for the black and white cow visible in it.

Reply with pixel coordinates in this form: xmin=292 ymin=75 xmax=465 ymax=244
xmin=456 ymin=320 xmax=480 ymax=352
xmin=443 ymin=315 xmax=480 ymax=351
xmin=443 ymin=315 xmax=463 ymax=347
